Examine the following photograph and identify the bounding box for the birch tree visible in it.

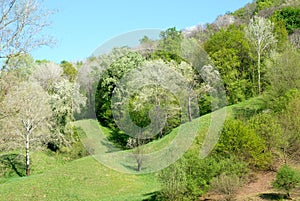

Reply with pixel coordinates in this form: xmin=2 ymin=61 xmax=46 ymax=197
xmin=0 ymin=0 xmax=54 ymax=67
xmin=0 ymin=81 xmax=52 ymax=176
xmin=245 ymin=16 xmax=277 ymax=95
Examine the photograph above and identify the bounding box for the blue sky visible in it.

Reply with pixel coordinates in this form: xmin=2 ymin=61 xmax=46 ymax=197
xmin=32 ymin=0 xmax=253 ymax=63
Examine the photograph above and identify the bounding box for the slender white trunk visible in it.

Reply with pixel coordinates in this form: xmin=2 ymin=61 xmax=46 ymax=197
xmin=258 ymin=51 xmax=261 ymax=95
xmin=26 ymin=130 xmax=30 ymax=176
xmin=188 ymin=96 xmax=192 ymax=122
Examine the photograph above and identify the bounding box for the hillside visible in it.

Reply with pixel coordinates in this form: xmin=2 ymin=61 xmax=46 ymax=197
xmin=0 ymin=97 xmax=268 ymax=201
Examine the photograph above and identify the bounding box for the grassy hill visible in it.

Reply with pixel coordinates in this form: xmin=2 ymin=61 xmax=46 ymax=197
xmin=0 ymin=155 xmax=159 ymax=201
xmin=0 ymin=97 xmax=267 ymax=201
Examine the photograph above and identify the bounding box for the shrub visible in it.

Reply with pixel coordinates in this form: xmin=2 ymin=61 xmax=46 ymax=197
xmin=272 ymin=164 xmax=300 ymax=198
xmin=248 ymin=113 xmax=283 ymax=153
xmin=216 ymin=119 xmax=272 ymax=170
xmin=211 ymin=173 xmax=242 ymax=201
xmin=158 ymin=159 xmax=187 ymax=201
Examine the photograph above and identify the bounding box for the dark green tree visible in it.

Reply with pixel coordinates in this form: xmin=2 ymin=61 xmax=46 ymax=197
xmin=204 ymin=25 xmax=253 ymax=104
xmin=95 ymin=51 xmax=145 ymax=128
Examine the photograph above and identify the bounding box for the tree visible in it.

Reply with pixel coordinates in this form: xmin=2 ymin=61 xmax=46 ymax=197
xmin=273 ymin=6 xmax=300 ymax=34
xmin=31 ymin=62 xmax=86 ymax=150
xmin=95 ymin=51 xmax=145 ymax=128
xmin=31 ymin=62 xmax=63 ymax=92
xmin=48 ymin=79 xmax=86 ymax=149
xmin=61 ymin=60 xmax=78 ymax=82
xmin=0 ymin=81 xmax=52 ymax=176
xmin=158 ymin=27 xmax=183 ymax=56
xmin=0 ymin=0 xmax=54 ymax=67
xmin=273 ymin=164 xmax=300 ymax=199
xmin=245 ymin=16 xmax=277 ymax=95
xmin=204 ymin=25 xmax=253 ymax=103
xmin=266 ymin=48 xmax=300 ymax=101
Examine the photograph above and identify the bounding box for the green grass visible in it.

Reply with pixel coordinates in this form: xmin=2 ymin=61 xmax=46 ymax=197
xmin=0 ymin=156 xmax=159 ymax=201
xmin=0 ymin=96 xmax=266 ymax=201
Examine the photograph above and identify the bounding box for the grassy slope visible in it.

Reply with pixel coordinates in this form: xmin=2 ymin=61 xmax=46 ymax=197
xmin=0 ymin=97 xmax=266 ymax=201
xmin=0 ymin=156 xmax=159 ymax=201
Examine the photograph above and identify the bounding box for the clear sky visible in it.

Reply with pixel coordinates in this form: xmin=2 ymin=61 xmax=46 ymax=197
xmin=32 ymin=0 xmax=253 ymax=63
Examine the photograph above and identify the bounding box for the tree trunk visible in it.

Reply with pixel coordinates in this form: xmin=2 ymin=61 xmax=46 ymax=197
xmin=25 ymin=131 xmax=30 ymax=176
xmin=258 ymin=52 xmax=261 ymax=95
xmin=137 ymin=157 xmax=142 ymax=172
xmin=188 ymin=96 xmax=192 ymax=122
xmin=136 ymin=136 xmax=143 ymax=171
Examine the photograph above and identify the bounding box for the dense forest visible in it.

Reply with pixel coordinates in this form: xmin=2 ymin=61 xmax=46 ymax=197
xmin=1 ymin=0 xmax=300 ymax=200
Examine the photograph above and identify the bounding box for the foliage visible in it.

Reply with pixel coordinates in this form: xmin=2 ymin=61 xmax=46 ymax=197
xmin=61 ymin=60 xmax=78 ymax=82
xmin=204 ymin=25 xmax=253 ymax=104
xmin=158 ymin=27 xmax=183 ymax=56
xmin=272 ymin=164 xmax=300 ymax=198
xmin=273 ymin=6 xmax=300 ymax=34
xmin=210 ymin=173 xmax=242 ymax=200
xmin=158 ymin=152 xmax=249 ymax=200
xmin=255 ymin=0 xmax=283 ymax=13
xmin=248 ymin=113 xmax=283 ymax=153
xmin=183 ymin=154 xmax=221 ymax=199
xmin=245 ymin=16 xmax=277 ymax=95
xmin=0 ymin=81 xmax=53 ymax=175
xmin=95 ymin=51 xmax=145 ymax=128
xmin=0 ymin=0 xmax=54 ymax=67
xmin=158 ymin=159 xmax=187 ymax=201
xmin=265 ymin=48 xmax=300 ymax=111
xmin=31 ymin=62 xmax=63 ymax=92
xmin=48 ymin=79 xmax=86 ymax=150
xmin=279 ymin=97 xmax=300 ymax=161
xmin=216 ymin=119 xmax=272 ymax=169
xmin=58 ymin=126 xmax=89 ymax=160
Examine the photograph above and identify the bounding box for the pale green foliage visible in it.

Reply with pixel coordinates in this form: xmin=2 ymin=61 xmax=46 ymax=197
xmin=50 ymin=78 xmax=86 ymax=140
xmin=211 ymin=173 xmax=242 ymax=200
xmin=31 ymin=62 xmax=63 ymax=92
xmin=0 ymin=81 xmax=52 ymax=150
xmin=266 ymin=48 xmax=300 ymax=99
xmin=31 ymin=62 xmax=86 ymax=148
xmin=3 ymin=54 xmax=36 ymax=75
xmin=245 ymin=16 xmax=277 ymax=94
xmin=0 ymin=0 xmax=54 ymax=64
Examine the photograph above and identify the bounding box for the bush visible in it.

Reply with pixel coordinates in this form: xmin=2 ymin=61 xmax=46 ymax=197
xmin=158 ymin=152 xmax=249 ymax=200
xmin=158 ymin=159 xmax=187 ymax=201
xmin=211 ymin=173 xmax=242 ymax=201
xmin=272 ymin=164 xmax=300 ymax=198
xmin=184 ymin=155 xmax=220 ymax=199
xmin=216 ymin=119 xmax=272 ymax=170
xmin=248 ymin=113 xmax=283 ymax=153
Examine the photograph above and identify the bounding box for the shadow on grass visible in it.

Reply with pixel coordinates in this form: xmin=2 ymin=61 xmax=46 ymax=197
xmin=232 ymin=97 xmax=267 ymax=120
xmin=0 ymin=154 xmax=26 ymax=177
xmin=142 ymin=191 xmax=160 ymax=201
xmin=259 ymin=193 xmax=289 ymax=200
